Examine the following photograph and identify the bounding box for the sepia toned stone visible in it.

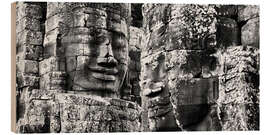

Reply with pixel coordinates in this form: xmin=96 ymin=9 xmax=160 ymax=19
xmin=142 ymin=4 xmax=170 ymax=32
xmin=140 ymin=51 xmax=166 ymax=86
xmin=143 ymin=26 xmax=168 ymax=56
xmin=40 ymin=71 xmax=66 ymax=90
xmin=16 ymin=44 xmax=43 ymax=61
xmin=17 ymin=99 xmax=60 ymax=133
xmin=45 ymin=13 xmax=67 ymax=33
xmin=56 ymin=93 xmax=141 ymax=132
xmin=238 ymin=5 xmax=259 ymax=22
xmin=43 ymin=28 xmax=65 ymax=58
xmin=201 ymin=49 xmax=225 ymax=77
xmin=17 ymin=73 xmax=39 ymax=88
xmin=15 ymin=2 xmax=260 ymax=133
xmin=224 ymin=46 xmax=259 ymax=74
xmin=215 ymin=5 xmax=238 ymax=18
xmin=46 ymin=2 xmax=67 ymax=18
xmin=16 ymin=2 xmax=44 ymax=20
xmin=169 ymin=78 xmax=219 ymax=126
xmin=61 ymin=4 xmax=130 ymax=98
xmin=217 ymin=46 xmax=259 ymax=131
xmin=166 ymin=50 xmax=202 ymax=79
xmin=168 ymin=4 xmax=217 ymax=50
xmin=220 ymin=103 xmax=259 ymax=130
xmin=17 ymin=60 xmax=39 ymax=74
xmin=29 ymin=89 xmax=58 ymax=100
xmin=16 ymin=17 xmax=41 ymax=33
xmin=216 ymin=17 xmax=239 ymax=47
xmin=39 ymin=57 xmax=65 ymax=75
xmin=17 ymin=30 xmax=43 ymax=46
xmin=241 ymin=18 xmax=260 ymax=48
xmin=129 ymin=26 xmax=143 ymax=49
xmin=17 ymin=100 xmax=51 ymax=133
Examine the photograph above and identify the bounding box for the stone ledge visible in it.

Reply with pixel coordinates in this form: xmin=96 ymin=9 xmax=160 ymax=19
xmin=55 ymin=93 xmax=142 ymax=132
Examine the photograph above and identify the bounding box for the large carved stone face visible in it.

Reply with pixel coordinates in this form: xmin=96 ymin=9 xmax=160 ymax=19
xmin=63 ymin=9 xmax=129 ymax=98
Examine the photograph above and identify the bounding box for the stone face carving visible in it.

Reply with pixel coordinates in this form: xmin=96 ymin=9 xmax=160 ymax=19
xmin=140 ymin=4 xmax=259 ymax=132
xmin=59 ymin=4 xmax=130 ymax=98
xmin=16 ymin=2 xmax=143 ymax=133
xmin=140 ymin=4 xmax=221 ymax=131
xmin=64 ymin=27 xmax=129 ymax=98
xmin=141 ymin=51 xmax=180 ymax=131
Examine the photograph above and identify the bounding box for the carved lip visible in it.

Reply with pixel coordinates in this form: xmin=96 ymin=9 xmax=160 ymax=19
xmin=89 ymin=67 xmax=118 ymax=81
xmin=142 ymin=82 xmax=165 ymax=96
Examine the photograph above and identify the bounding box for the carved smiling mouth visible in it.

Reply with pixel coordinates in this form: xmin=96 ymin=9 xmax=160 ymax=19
xmin=142 ymin=81 xmax=165 ymax=96
xmin=89 ymin=67 xmax=118 ymax=81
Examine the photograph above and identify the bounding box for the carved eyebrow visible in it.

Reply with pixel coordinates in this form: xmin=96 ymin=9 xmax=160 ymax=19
xmin=85 ymin=27 xmax=126 ymax=37
xmin=70 ymin=27 xmax=127 ymax=40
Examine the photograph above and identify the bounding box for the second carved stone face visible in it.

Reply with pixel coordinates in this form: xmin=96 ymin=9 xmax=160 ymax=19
xmin=63 ymin=24 xmax=128 ymax=98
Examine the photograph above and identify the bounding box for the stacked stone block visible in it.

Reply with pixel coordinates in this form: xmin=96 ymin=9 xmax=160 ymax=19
xmin=215 ymin=5 xmax=240 ymax=48
xmin=56 ymin=93 xmax=141 ymax=132
xmin=16 ymin=2 xmax=142 ymax=133
xmin=238 ymin=5 xmax=259 ymax=48
xmin=41 ymin=2 xmax=67 ymax=92
xmin=215 ymin=5 xmax=259 ymax=131
xmin=16 ymin=2 xmax=45 ymax=89
xmin=140 ymin=4 xmax=220 ymax=131
xmin=15 ymin=2 xmax=259 ymax=132
xmin=217 ymin=46 xmax=259 ymax=130
xmin=127 ymin=26 xmax=143 ymax=104
xmin=17 ymin=3 xmax=70 ymax=132
xmin=140 ymin=4 xmax=259 ymax=131
xmin=15 ymin=2 xmax=50 ymax=133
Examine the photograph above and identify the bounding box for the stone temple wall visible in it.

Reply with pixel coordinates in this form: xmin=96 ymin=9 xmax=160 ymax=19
xmin=140 ymin=4 xmax=259 ymax=131
xmin=15 ymin=2 xmax=259 ymax=133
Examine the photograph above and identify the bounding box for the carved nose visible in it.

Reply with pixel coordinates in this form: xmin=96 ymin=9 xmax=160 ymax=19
xmin=97 ymin=39 xmax=118 ymax=67
xmin=97 ymin=56 xmax=118 ymax=68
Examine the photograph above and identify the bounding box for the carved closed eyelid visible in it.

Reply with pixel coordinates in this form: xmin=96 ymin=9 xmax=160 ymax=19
xmin=107 ymin=29 xmax=126 ymax=38
xmin=115 ymin=31 xmax=126 ymax=39
xmin=112 ymin=33 xmax=127 ymax=42
xmin=112 ymin=40 xmax=127 ymax=49
xmin=88 ymin=28 xmax=107 ymax=37
xmin=95 ymin=36 xmax=108 ymax=44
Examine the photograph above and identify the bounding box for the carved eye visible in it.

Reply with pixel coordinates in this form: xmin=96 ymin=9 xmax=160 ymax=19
xmin=96 ymin=35 xmax=107 ymax=44
xmin=112 ymin=32 xmax=127 ymax=49
xmin=94 ymin=29 xmax=108 ymax=44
